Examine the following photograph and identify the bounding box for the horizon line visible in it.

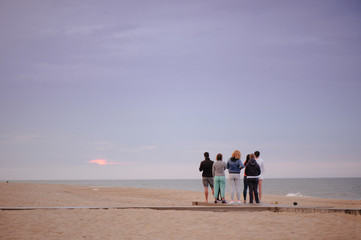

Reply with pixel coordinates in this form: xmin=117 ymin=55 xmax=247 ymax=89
xmin=2 ymin=177 xmax=360 ymax=181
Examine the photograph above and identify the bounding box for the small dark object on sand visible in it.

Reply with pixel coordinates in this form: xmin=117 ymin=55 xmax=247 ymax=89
xmin=293 ymin=202 xmax=298 ymax=206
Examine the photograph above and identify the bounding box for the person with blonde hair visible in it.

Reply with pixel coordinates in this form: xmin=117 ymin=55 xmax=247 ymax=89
xmin=213 ymin=153 xmax=227 ymax=204
xmin=227 ymin=150 xmax=245 ymax=204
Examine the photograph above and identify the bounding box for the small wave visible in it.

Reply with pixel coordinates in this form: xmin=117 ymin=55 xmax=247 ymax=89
xmin=286 ymin=192 xmax=304 ymax=197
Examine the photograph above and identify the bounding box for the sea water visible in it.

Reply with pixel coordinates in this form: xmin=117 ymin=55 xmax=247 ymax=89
xmin=7 ymin=178 xmax=361 ymax=200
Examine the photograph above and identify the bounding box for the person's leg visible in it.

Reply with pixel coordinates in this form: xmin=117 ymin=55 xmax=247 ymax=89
xmin=243 ymin=176 xmax=248 ymax=202
xmin=235 ymin=174 xmax=241 ymax=201
xmin=217 ymin=183 xmax=221 ymax=200
xmin=213 ymin=176 xmax=220 ymax=201
xmin=220 ymin=176 xmax=226 ymax=199
xmin=202 ymin=178 xmax=208 ymax=202
xmin=204 ymin=187 xmax=208 ymax=202
xmin=254 ymin=178 xmax=260 ymax=203
xmin=248 ymin=178 xmax=254 ymax=203
xmin=258 ymin=179 xmax=263 ymax=201
xmin=209 ymin=178 xmax=215 ymax=198
xmin=229 ymin=174 xmax=235 ymax=201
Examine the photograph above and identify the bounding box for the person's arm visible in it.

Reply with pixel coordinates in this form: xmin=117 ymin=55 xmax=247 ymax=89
xmin=226 ymin=161 xmax=229 ymax=169
xmin=212 ymin=164 xmax=215 ymax=177
xmin=199 ymin=162 xmax=203 ymax=172
xmin=239 ymin=160 xmax=245 ymax=170
xmin=256 ymin=165 xmax=261 ymax=176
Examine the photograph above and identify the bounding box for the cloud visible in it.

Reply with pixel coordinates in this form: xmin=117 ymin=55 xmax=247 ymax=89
xmin=145 ymin=145 xmax=157 ymax=150
xmin=0 ymin=134 xmax=44 ymax=141
xmin=64 ymin=25 xmax=105 ymax=36
xmin=88 ymin=159 xmax=132 ymax=166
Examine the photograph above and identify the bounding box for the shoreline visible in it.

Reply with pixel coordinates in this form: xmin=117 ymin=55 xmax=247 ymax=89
xmin=2 ymin=178 xmax=361 ymax=201
xmin=1 ymin=182 xmax=360 ymax=208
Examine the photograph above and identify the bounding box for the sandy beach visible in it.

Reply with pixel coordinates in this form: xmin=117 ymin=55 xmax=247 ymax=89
xmin=1 ymin=182 xmax=360 ymax=240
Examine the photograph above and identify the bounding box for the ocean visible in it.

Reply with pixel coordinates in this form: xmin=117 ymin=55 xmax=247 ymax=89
xmin=7 ymin=178 xmax=361 ymax=201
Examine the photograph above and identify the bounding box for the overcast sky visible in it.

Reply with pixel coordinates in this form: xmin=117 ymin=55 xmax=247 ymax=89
xmin=1 ymin=0 xmax=360 ymax=180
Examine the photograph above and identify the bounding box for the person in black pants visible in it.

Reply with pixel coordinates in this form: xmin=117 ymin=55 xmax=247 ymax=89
xmin=243 ymin=154 xmax=251 ymax=203
xmin=245 ymin=154 xmax=261 ymax=203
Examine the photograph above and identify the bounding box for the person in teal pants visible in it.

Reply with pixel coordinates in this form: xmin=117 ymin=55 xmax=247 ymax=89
xmin=212 ymin=153 xmax=227 ymax=204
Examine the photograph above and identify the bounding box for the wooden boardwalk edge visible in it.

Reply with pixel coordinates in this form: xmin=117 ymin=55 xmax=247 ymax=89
xmin=1 ymin=203 xmax=360 ymax=215
xmin=191 ymin=201 xmax=361 ymax=215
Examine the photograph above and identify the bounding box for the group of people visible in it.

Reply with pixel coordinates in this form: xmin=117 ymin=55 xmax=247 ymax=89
xmin=199 ymin=150 xmax=264 ymax=204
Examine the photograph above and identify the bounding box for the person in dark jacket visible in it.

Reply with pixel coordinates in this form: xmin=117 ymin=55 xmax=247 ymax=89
xmin=245 ymin=154 xmax=261 ymax=203
xmin=199 ymin=152 xmax=214 ymax=202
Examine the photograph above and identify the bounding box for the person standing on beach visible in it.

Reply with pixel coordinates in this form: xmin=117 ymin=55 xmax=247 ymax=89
xmin=227 ymin=150 xmax=245 ymax=204
xmin=212 ymin=153 xmax=227 ymax=204
xmin=243 ymin=154 xmax=251 ymax=203
xmin=245 ymin=154 xmax=261 ymax=204
xmin=254 ymin=151 xmax=265 ymax=201
xmin=199 ymin=152 xmax=214 ymax=203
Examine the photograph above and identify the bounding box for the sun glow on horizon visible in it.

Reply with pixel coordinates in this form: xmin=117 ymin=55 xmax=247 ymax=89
xmin=88 ymin=159 xmax=131 ymax=166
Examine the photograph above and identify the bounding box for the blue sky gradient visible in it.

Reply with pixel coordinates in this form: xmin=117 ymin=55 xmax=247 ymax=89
xmin=1 ymin=0 xmax=361 ymax=179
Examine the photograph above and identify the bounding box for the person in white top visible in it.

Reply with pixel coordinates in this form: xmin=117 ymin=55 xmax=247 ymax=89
xmin=254 ymin=151 xmax=265 ymax=201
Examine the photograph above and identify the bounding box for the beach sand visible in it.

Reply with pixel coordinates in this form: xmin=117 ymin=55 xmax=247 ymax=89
xmin=1 ymin=182 xmax=360 ymax=240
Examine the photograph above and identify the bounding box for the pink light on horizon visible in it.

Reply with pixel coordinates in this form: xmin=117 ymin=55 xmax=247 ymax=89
xmin=88 ymin=159 xmax=131 ymax=166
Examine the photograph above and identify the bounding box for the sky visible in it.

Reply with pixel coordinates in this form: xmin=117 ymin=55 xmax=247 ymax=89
xmin=1 ymin=0 xmax=361 ymax=180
